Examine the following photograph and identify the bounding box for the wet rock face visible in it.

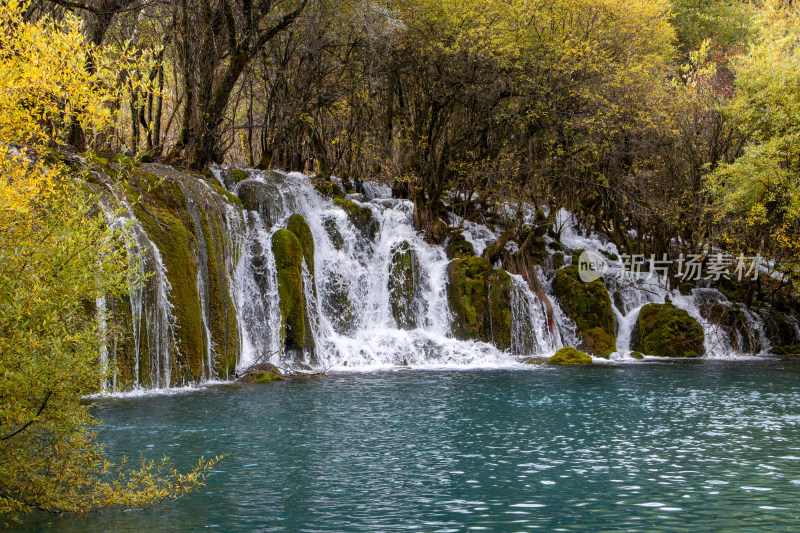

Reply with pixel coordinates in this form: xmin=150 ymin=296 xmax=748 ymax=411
xmin=333 ymin=198 xmax=379 ymax=240
xmin=552 ymin=250 xmax=616 ymax=357
xmin=632 ymin=303 xmax=705 ymax=358
xmin=389 ymin=241 xmax=419 ymax=330
xmin=446 ymin=256 xmax=512 ymax=350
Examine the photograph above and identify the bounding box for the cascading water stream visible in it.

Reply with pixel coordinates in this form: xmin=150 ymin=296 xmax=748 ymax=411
xmin=92 ymin=166 xmax=788 ymax=392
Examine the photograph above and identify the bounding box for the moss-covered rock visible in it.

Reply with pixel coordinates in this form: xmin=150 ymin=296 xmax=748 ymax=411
xmin=322 ymin=216 xmax=345 ymax=251
xmin=552 ymin=252 xmax=564 ymax=270
xmin=487 ymin=269 xmax=512 ymax=350
xmin=272 ymin=229 xmax=314 ymax=356
xmin=237 ymin=180 xmax=271 ymax=221
xmin=446 ymin=233 xmax=475 ymax=259
xmin=774 ymin=344 xmax=800 ymax=355
xmin=333 ymin=198 xmax=379 ymax=240
xmin=446 ymin=256 xmax=512 ymax=349
xmin=286 ymin=214 xmax=315 ymax=279
xmin=631 ymin=351 xmax=645 ymax=360
xmin=230 ymin=168 xmax=249 ymax=184
xmin=520 ymin=356 xmax=550 ymax=365
xmin=631 ymin=303 xmax=705 ymax=358
xmin=549 ymin=346 xmax=593 ymax=365
xmin=552 ymin=251 xmax=616 ymax=357
xmin=238 ymin=362 xmax=284 ymax=383
xmin=388 ymin=241 xmax=419 ymax=330
xmin=129 ymin=172 xmax=204 ymax=385
xmin=314 ymin=180 xmax=344 ymax=199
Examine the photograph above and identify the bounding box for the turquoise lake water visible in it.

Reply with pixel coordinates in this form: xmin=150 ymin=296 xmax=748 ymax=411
xmin=18 ymin=359 xmax=800 ymax=531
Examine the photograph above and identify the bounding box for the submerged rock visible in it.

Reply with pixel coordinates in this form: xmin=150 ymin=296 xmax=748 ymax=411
xmin=632 ymin=303 xmax=704 ymax=358
xmin=549 ymin=346 xmax=593 ymax=365
xmin=389 ymin=241 xmax=419 ymax=330
xmin=520 ymin=356 xmax=549 ymax=365
xmin=552 ymin=250 xmax=616 ymax=357
xmin=446 ymin=256 xmax=512 ymax=350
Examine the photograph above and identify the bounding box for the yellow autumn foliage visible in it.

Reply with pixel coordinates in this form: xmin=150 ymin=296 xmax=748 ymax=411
xmin=0 ymin=0 xmax=215 ymax=523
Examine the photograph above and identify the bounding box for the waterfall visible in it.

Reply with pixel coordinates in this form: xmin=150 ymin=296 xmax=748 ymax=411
xmin=510 ymin=274 xmax=559 ymax=355
xmin=91 ymin=165 xmax=790 ymax=392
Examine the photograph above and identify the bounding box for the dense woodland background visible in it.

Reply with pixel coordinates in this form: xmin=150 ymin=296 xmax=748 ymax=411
xmin=19 ymin=0 xmax=800 ymax=297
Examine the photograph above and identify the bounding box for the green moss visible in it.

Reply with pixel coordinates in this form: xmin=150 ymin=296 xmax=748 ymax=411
xmin=389 ymin=241 xmax=418 ymax=330
xmin=230 ymin=168 xmax=249 ymax=183
xmin=286 ymin=214 xmax=315 ymax=279
xmin=631 ymin=303 xmax=705 ymax=358
xmin=446 ymin=257 xmax=512 ymax=349
xmin=130 ymin=174 xmax=205 ymax=384
xmin=314 ymin=180 xmax=345 ymax=199
xmin=552 ymin=252 xmax=564 ymax=270
xmin=333 ymin=197 xmax=379 ymax=240
xmin=549 ymin=346 xmax=593 ymax=365
xmin=272 ymin=229 xmax=314 ymax=353
xmin=547 ymin=241 xmax=562 ymax=251
xmin=446 ymin=234 xmax=475 ymax=259
xmin=774 ymin=345 xmax=800 ymax=355
xmin=323 ymin=217 xmax=345 ymax=251
xmin=202 ymin=212 xmax=240 ymax=378
xmin=488 ymin=269 xmax=512 ymax=350
xmin=552 ymin=256 xmax=616 ymax=357
xmin=631 ymin=351 xmax=645 ymax=359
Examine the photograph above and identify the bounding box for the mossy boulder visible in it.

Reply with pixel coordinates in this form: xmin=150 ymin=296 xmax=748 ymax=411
xmin=230 ymin=168 xmax=249 ymax=184
xmin=549 ymin=346 xmax=593 ymax=365
xmin=388 ymin=241 xmax=419 ymax=330
xmin=238 ymin=362 xmax=284 ymax=383
xmin=631 ymin=351 xmax=645 ymax=360
xmin=333 ymin=198 xmax=379 ymax=240
xmin=631 ymin=303 xmax=705 ymax=358
xmin=285 ymin=214 xmax=315 ymax=279
xmin=272 ymin=229 xmax=315 ymax=357
xmin=314 ymin=180 xmax=344 ymax=199
xmin=446 ymin=233 xmax=475 ymax=259
xmin=446 ymin=256 xmax=512 ymax=350
xmin=552 ymin=250 xmax=616 ymax=357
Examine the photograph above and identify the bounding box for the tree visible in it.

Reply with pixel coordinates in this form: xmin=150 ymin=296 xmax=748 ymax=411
xmin=707 ymin=1 xmax=800 ymax=269
xmin=0 ymin=1 xmax=214 ymax=522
